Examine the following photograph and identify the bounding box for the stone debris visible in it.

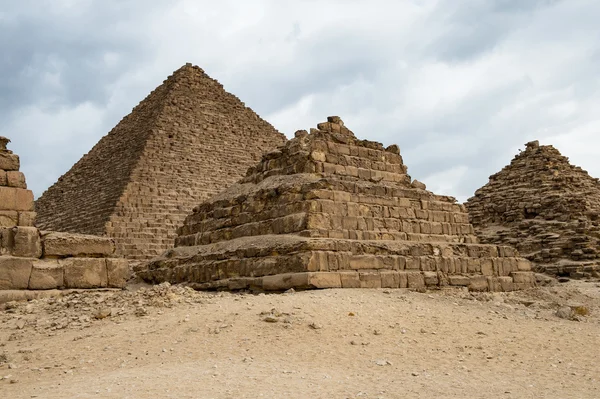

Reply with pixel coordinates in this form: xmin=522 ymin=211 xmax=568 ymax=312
xmin=0 ymin=282 xmax=216 ymax=333
xmin=139 ymin=117 xmax=536 ymax=292
xmin=466 ymin=141 xmax=600 ymax=279
xmin=0 ymin=138 xmax=129 ymax=293
xmin=35 ymin=63 xmax=286 ymax=261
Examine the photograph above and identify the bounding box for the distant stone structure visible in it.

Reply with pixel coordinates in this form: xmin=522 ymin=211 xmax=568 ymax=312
xmin=140 ymin=117 xmax=536 ymax=292
xmin=35 ymin=63 xmax=286 ymax=260
xmin=1 ymin=137 xmax=128 ymax=295
xmin=466 ymin=141 xmax=600 ymax=278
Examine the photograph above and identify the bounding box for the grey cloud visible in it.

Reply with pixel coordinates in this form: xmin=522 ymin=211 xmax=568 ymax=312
xmin=2 ymin=0 xmax=600 ymax=203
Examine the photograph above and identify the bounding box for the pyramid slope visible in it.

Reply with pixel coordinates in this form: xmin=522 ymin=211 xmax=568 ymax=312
xmin=466 ymin=141 xmax=600 ymax=277
xmin=35 ymin=63 xmax=286 ymax=260
xmin=140 ymin=117 xmax=535 ymax=292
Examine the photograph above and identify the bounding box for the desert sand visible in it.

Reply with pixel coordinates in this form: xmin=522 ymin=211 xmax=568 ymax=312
xmin=1 ymin=280 xmax=599 ymax=399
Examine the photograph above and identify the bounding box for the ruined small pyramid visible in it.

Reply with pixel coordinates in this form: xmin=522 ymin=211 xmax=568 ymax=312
xmin=35 ymin=63 xmax=286 ymax=260
xmin=1 ymin=137 xmax=129 ymax=291
xmin=466 ymin=141 xmax=600 ymax=277
xmin=139 ymin=117 xmax=535 ymax=292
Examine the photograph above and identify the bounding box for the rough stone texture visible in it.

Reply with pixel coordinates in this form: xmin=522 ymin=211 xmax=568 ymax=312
xmin=29 ymin=259 xmax=64 ymax=290
xmin=62 ymin=258 xmax=108 ymax=289
xmin=35 ymin=64 xmax=286 ymax=260
xmin=466 ymin=141 xmax=600 ymax=278
xmin=41 ymin=231 xmax=115 ymax=258
xmin=140 ymin=117 xmax=535 ymax=292
xmin=0 ymin=256 xmax=33 ymax=290
xmin=106 ymin=259 xmax=129 ymax=288
xmin=0 ymin=137 xmax=130 ymax=291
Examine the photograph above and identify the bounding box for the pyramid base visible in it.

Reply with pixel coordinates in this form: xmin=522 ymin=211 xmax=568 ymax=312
xmin=140 ymin=235 xmax=536 ymax=292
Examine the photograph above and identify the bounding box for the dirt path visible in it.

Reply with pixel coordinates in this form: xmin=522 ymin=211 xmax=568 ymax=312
xmin=1 ymin=281 xmax=599 ymax=398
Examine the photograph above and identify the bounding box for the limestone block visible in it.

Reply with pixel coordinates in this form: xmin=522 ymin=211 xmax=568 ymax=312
xmin=0 ymin=187 xmax=17 ymax=210
xmin=15 ymin=188 xmax=34 ymax=211
xmin=29 ymin=259 xmax=64 ymax=290
xmin=468 ymin=276 xmax=489 ymax=292
xmin=0 ymin=211 xmax=18 ymax=228
xmin=448 ymin=275 xmax=470 ymax=286
xmin=262 ymin=272 xmax=341 ymax=290
xmin=0 ymin=152 xmax=19 ymax=171
xmin=307 ymin=272 xmax=342 ymax=289
xmin=359 ymin=272 xmax=382 ymax=288
xmin=106 ymin=258 xmax=129 ymax=288
xmin=6 ymin=171 xmax=26 ymax=188
xmin=62 ymin=258 xmax=108 ymax=288
xmin=481 ymin=259 xmax=493 ymax=276
xmin=511 ymin=271 xmax=536 ymax=285
xmin=0 ymin=171 xmax=6 ymax=186
xmin=0 ymin=256 xmax=33 ymax=289
xmin=340 ymin=271 xmax=361 ymax=288
xmin=0 ymin=228 xmax=14 ymax=255
xmin=497 ymin=276 xmax=514 ymax=292
xmin=18 ymin=211 xmax=36 ymax=227
xmin=423 ymin=271 xmax=439 ymax=286
xmin=12 ymin=226 xmax=42 ymax=258
xmin=42 ymin=232 xmax=115 ymax=257
xmin=517 ymin=259 xmax=532 ymax=271
xmin=262 ymin=273 xmax=297 ymax=291
xmin=380 ymin=271 xmax=400 ymax=288
xmin=406 ymin=272 xmax=425 ymax=289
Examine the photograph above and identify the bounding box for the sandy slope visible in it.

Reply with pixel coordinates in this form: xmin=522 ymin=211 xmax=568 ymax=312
xmin=1 ymin=280 xmax=599 ymax=399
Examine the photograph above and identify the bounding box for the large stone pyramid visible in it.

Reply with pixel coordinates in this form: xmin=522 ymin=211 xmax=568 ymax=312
xmin=139 ymin=117 xmax=535 ymax=292
xmin=35 ymin=63 xmax=286 ymax=260
xmin=466 ymin=141 xmax=600 ymax=278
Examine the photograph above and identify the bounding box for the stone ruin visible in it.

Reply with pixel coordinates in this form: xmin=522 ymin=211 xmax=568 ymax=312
xmin=466 ymin=140 xmax=600 ymax=278
xmin=139 ymin=117 xmax=536 ymax=292
xmin=1 ymin=137 xmax=128 ymax=302
xmin=35 ymin=63 xmax=286 ymax=261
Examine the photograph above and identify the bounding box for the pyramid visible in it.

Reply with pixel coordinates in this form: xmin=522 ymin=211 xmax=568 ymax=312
xmin=35 ymin=63 xmax=286 ymax=260
xmin=466 ymin=140 xmax=600 ymax=278
xmin=139 ymin=117 xmax=536 ymax=292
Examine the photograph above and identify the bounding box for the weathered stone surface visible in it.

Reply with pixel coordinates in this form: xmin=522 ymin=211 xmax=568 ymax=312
xmin=6 ymin=171 xmax=26 ymax=188
xmin=12 ymin=227 xmax=42 ymax=258
xmin=29 ymin=259 xmax=63 ymax=290
xmin=0 ymin=140 xmax=126 ymax=293
xmin=41 ymin=232 xmax=115 ymax=257
xmin=17 ymin=212 xmax=36 ymax=227
xmin=0 ymin=153 xmax=19 ymax=171
xmin=140 ymin=117 xmax=535 ymax=292
xmin=0 ymin=256 xmax=33 ymax=289
xmin=106 ymin=258 xmax=129 ymax=288
xmin=62 ymin=258 xmax=108 ymax=289
xmin=466 ymin=141 xmax=600 ymax=278
xmin=0 ymin=211 xmax=18 ymax=228
xmin=35 ymin=63 xmax=286 ymax=260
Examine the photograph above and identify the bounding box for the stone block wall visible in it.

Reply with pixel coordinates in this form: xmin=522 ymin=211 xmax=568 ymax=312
xmin=0 ymin=136 xmax=129 ymax=292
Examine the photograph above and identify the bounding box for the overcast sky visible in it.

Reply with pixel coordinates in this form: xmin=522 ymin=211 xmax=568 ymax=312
xmin=2 ymin=0 xmax=599 ymax=202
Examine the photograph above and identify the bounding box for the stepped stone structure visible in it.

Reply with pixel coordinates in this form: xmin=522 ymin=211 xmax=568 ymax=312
xmin=0 ymin=137 xmax=128 ymax=294
xmin=466 ymin=141 xmax=600 ymax=278
xmin=35 ymin=63 xmax=286 ymax=261
xmin=139 ymin=117 xmax=536 ymax=292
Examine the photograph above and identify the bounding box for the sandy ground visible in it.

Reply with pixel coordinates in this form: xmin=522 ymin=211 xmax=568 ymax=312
xmin=1 ymin=280 xmax=599 ymax=399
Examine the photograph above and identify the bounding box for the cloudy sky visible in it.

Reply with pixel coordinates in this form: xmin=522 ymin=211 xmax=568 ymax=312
xmin=2 ymin=0 xmax=599 ymax=202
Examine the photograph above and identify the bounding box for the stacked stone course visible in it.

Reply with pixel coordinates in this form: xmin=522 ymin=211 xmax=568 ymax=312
xmin=35 ymin=63 xmax=286 ymax=260
xmin=140 ymin=117 xmax=536 ymax=292
xmin=466 ymin=141 xmax=600 ymax=278
xmin=0 ymin=137 xmax=128 ymax=293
